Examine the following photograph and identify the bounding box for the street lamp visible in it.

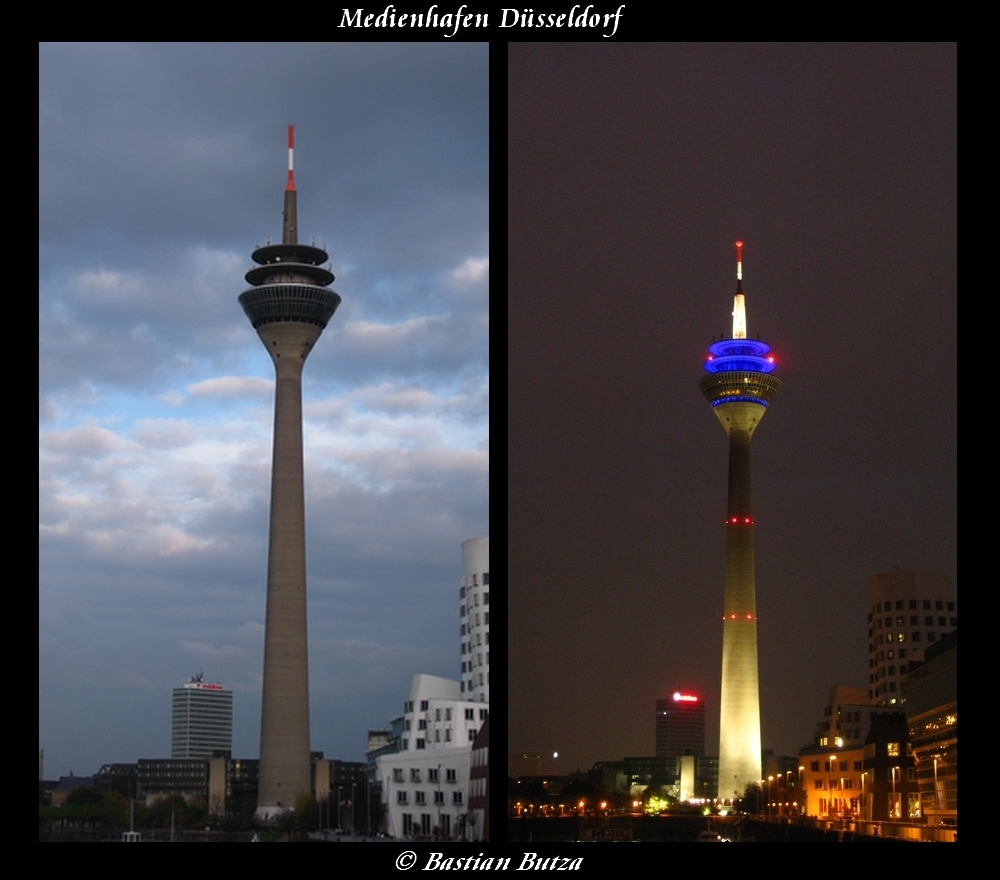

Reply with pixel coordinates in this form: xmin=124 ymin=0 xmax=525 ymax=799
xmin=861 ymin=772 xmax=866 ymax=823
xmin=933 ymin=756 xmax=940 ymax=819
xmin=797 ymin=765 xmax=804 ymax=817
xmin=829 ymin=755 xmax=837 ymax=820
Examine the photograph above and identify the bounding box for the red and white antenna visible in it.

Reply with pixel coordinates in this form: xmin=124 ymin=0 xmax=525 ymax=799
xmin=732 ymin=240 xmax=747 ymax=339
xmin=282 ymin=125 xmax=298 ymax=244
xmin=286 ymin=124 xmax=296 ymax=192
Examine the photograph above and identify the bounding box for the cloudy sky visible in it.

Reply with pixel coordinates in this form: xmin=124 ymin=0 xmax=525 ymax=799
xmin=40 ymin=43 xmax=488 ymax=779
xmin=509 ymin=43 xmax=955 ymax=773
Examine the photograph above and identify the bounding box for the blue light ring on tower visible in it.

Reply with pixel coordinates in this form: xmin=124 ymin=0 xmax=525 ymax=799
xmin=704 ymin=339 xmax=776 ymax=374
xmin=239 ymin=284 xmax=341 ymax=329
xmin=705 ymin=355 xmax=776 ymax=373
xmin=711 ymin=396 xmax=770 ymax=407
xmin=708 ymin=339 xmax=771 ymax=358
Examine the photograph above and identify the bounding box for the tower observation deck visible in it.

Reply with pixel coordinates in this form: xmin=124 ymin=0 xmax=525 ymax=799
xmin=239 ymin=126 xmax=340 ymax=820
xmin=698 ymin=241 xmax=780 ymax=803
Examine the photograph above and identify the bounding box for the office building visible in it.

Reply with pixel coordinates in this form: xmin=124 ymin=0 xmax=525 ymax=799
xmin=655 ymin=690 xmax=706 ymax=758
xmin=863 ymin=710 xmax=918 ymax=820
xmin=904 ymin=629 xmax=957 ymax=823
xmin=699 ymin=242 xmax=780 ymax=800
xmin=171 ymin=673 xmax=233 ymax=758
xmin=868 ymin=571 xmax=957 ymax=706
xmin=798 ymin=746 xmax=865 ymax=819
xmin=239 ymin=126 xmax=342 ymax=818
xmin=811 ymin=685 xmax=870 ymax=750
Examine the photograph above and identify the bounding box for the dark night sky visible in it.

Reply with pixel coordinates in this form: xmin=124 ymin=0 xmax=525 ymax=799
xmin=508 ymin=44 xmax=956 ymax=775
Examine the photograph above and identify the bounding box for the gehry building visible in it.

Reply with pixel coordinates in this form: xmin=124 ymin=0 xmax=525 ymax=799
xmin=374 ymin=674 xmax=488 ymax=839
xmin=868 ymin=571 xmax=957 ymax=706
xmin=460 ymin=536 xmax=489 ymax=703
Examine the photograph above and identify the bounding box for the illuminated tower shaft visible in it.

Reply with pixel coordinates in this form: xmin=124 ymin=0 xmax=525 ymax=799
xmin=699 ymin=241 xmax=780 ymax=802
xmin=239 ymin=126 xmax=341 ymax=819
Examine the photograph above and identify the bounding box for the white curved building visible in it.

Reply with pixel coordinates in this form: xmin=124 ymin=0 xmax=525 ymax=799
xmin=460 ymin=537 xmax=489 ymax=703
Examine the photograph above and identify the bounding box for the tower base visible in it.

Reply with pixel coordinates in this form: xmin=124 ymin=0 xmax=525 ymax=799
xmin=254 ymin=804 xmax=294 ymax=823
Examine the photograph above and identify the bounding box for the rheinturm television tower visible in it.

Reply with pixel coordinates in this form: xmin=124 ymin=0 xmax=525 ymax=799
xmin=699 ymin=242 xmax=780 ymax=803
xmin=239 ymin=126 xmax=341 ymax=819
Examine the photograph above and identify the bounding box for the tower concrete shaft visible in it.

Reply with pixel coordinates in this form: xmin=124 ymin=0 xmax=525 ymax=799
xmin=256 ymin=323 xmax=316 ymax=814
xmin=239 ymin=127 xmax=340 ymax=819
xmin=699 ymin=243 xmax=779 ymax=803
xmin=718 ymin=414 xmax=761 ymax=800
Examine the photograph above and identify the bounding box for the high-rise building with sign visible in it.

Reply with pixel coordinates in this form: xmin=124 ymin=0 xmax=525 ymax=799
xmin=655 ymin=691 xmax=706 ymax=758
xmin=171 ymin=673 xmax=233 ymax=758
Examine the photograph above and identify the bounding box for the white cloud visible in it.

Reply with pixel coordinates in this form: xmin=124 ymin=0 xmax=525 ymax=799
xmin=450 ymin=256 xmax=489 ymax=286
xmin=40 ymin=424 xmax=131 ymax=457
xmin=188 ymin=376 xmax=274 ymax=399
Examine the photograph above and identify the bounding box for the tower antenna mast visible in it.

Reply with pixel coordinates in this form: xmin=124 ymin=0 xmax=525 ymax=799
xmin=282 ymin=125 xmax=297 ymax=245
xmin=733 ymin=240 xmax=746 ymax=340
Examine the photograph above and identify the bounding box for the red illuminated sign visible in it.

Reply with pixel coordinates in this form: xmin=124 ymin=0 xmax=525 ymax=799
xmin=673 ymin=692 xmax=698 ymax=702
